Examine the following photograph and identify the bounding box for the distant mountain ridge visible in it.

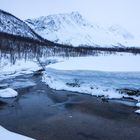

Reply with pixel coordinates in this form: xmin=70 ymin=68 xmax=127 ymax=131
xmin=0 ymin=9 xmax=43 ymax=40
xmin=0 ymin=9 xmax=140 ymax=48
xmin=26 ymin=11 xmax=140 ymax=47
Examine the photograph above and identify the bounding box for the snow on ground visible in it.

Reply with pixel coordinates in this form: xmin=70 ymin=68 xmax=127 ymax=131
xmin=0 ymin=126 xmax=34 ymax=140
xmin=0 ymin=57 xmax=65 ymax=81
xmin=135 ymin=102 xmax=140 ymax=114
xmin=135 ymin=110 xmax=140 ymax=114
xmin=0 ymin=59 xmax=40 ymax=81
xmin=136 ymin=102 xmax=140 ymax=107
xmin=43 ymin=53 xmax=140 ymax=100
xmin=0 ymin=88 xmax=18 ymax=98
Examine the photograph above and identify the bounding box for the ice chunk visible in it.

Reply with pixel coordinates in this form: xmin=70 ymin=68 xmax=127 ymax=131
xmin=136 ymin=102 xmax=140 ymax=107
xmin=0 ymin=88 xmax=18 ymax=98
xmin=135 ymin=109 xmax=140 ymax=114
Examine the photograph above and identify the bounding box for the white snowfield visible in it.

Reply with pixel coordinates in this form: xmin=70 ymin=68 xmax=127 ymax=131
xmin=43 ymin=53 xmax=140 ymax=100
xmin=26 ymin=12 xmax=140 ymax=47
xmin=0 ymin=88 xmax=18 ymax=98
xmin=0 ymin=126 xmax=35 ymax=140
xmin=46 ymin=54 xmax=140 ymax=72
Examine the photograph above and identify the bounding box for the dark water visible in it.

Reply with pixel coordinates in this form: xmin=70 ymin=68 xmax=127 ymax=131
xmin=0 ymin=74 xmax=140 ymax=140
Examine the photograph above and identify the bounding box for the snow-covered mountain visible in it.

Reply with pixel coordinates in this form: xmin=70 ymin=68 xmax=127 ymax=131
xmin=26 ymin=12 xmax=140 ymax=47
xmin=0 ymin=9 xmax=42 ymax=40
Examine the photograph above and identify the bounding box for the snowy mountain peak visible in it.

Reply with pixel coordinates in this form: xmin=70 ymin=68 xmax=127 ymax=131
xmin=70 ymin=11 xmax=84 ymax=20
xmin=71 ymin=11 xmax=81 ymax=16
xmin=26 ymin=11 xmax=87 ymax=30
xmin=26 ymin=12 xmax=140 ymax=47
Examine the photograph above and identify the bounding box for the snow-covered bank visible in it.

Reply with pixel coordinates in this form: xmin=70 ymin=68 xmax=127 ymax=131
xmin=0 ymin=88 xmax=18 ymax=98
xmin=43 ymin=54 xmax=140 ymax=100
xmin=0 ymin=56 xmax=66 ymax=81
xmin=0 ymin=126 xmax=34 ymax=140
xmin=0 ymin=59 xmax=40 ymax=81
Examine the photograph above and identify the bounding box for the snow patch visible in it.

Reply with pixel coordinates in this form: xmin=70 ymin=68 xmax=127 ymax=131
xmin=135 ymin=110 xmax=140 ymax=114
xmin=0 ymin=126 xmax=35 ymax=140
xmin=136 ymin=102 xmax=140 ymax=107
xmin=0 ymin=88 xmax=18 ymax=98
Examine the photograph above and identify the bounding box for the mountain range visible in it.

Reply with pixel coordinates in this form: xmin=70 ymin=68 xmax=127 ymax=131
xmin=26 ymin=11 xmax=140 ymax=47
xmin=0 ymin=9 xmax=140 ymax=48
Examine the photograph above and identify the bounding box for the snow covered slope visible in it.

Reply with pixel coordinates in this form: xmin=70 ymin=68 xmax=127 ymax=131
xmin=0 ymin=9 xmax=41 ymax=40
xmin=26 ymin=12 xmax=140 ymax=47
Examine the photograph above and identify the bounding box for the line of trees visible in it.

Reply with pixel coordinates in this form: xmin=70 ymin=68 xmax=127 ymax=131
xmin=0 ymin=32 xmax=140 ymax=63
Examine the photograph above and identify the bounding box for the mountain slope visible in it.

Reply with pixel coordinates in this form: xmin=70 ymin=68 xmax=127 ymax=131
xmin=26 ymin=12 xmax=140 ymax=47
xmin=0 ymin=9 xmax=42 ymax=40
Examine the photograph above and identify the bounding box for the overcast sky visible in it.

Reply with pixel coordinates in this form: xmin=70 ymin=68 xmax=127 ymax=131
xmin=0 ymin=0 xmax=140 ymax=36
